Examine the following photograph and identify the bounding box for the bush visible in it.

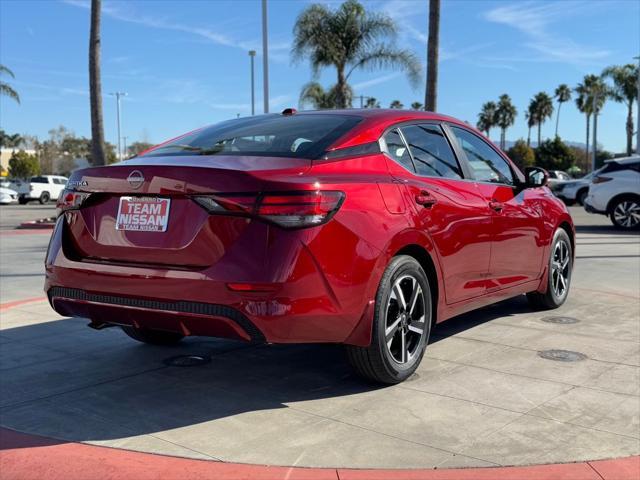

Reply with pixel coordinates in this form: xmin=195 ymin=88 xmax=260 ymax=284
xmin=534 ymin=137 xmax=576 ymax=171
xmin=507 ymin=140 xmax=535 ymax=170
xmin=8 ymin=150 xmax=40 ymax=179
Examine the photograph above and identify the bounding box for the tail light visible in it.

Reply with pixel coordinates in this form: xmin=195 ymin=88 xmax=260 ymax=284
xmin=592 ymin=176 xmax=612 ymax=184
xmin=193 ymin=191 xmax=344 ymax=228
xmin=56 ymin=189 xmax=91 ymax=215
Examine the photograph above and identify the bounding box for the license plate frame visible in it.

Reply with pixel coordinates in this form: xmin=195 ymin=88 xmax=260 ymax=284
xmin=116 ymin=196 xmax=171 ymax=232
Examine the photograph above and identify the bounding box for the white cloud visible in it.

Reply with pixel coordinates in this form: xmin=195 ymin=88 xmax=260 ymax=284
xmin=352 ymin=73 xmax=401 ymax=91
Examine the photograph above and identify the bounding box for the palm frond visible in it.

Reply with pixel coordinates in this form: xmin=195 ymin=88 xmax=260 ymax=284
xmin=347 ymin=45 xmax=421 ymax=87
xmin=0 ymin=65 xmax=15 ymax=78
xmin=0 ymin=83 xmax=20 ymax=104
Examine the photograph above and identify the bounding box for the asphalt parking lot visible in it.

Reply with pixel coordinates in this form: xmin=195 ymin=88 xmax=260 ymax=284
xmin=0 ymin=204 xmax=638 ymax=469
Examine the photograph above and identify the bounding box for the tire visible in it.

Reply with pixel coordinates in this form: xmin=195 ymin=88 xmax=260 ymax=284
xmin=527 ymin=228 xmax=572 ymax=310
xmin=39 ymin=192 xmax=50 ymax=204
xmin=346 ymin=255 xmax=432 ymax=384
xmin=576 ymin=188 xmax=588 ymax=206
xmin=18 ymin=197 xmax=28 ymax=205
xmin=609 ymin=195 xmax=640 ymax=230
xmin=121 ymin=326 xmax=184 ymax=345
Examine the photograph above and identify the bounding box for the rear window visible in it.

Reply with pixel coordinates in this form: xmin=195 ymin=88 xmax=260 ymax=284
xmin=30 ymin=176 xmax=48 ymax=183
xmin=143 ymin=114 xmax=361 ymax=159
xmin=601 ymin=160 xmax=640 ymax=174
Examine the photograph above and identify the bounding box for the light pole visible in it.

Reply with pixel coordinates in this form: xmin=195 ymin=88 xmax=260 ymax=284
xmin=109 ymin=92 xmax=127 ymax=160
xmin=261 ymin=0 xmax=269 ymax=113
xmin=635 ymin=55 xmax=640 ymax=155
xmin=249 ymin=50 xmax=256 ymax=116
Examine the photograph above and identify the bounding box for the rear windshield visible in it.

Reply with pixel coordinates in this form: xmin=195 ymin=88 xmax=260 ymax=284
xmin=143 ymin=114 xmax=361 ymax=159
xmin=30 ymin=176 xmax=48 ymax=183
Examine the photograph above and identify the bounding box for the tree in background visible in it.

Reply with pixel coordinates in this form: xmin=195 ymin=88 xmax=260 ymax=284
xmin=535 ymin=137 xmax=576 ymax=171
xmin=0 ymin=65 xmax=20 ymax=104
xmin=531 ymin=92 xmax=554 ymax=147
xmin=411 ymin=101 xmax=423 ymax=110
xmin=8 ymin=150 xmax=39 ymax=179
xmin=525 ymin=106 xmax=536 ymax=147
xmin=575 ymin=74 xmax=608 ymax=171
xmin=389 ymin=100 xmax=404 ymax=109
xmin=364 ymin=97 xmax=380 ymax=108
xmin=507 ymin=140 xmax=535 ymax=170
xmin=477 ymin=101 xmax=497 ymax=139
xmin=0 ymin=130 xmax=23 ymax=149
xmin=89 ymin=0 xmax=106 ymax=165
xmin=425 ymin=0 xmax=440 ymax=111
xmin=554 ymin=84 xmax=571 ymax=137
xmin=495 ymin=94 xmax=517 ymax=150
xmin=603 ymin=63 xmax=639 ymax=155
xmin=292 ymin=0 xmax=420 ymax=109
xmin=299 ymin=82 xmax=352 ymax=109
xmin=127 ymin=141 xmax=154 ymax=157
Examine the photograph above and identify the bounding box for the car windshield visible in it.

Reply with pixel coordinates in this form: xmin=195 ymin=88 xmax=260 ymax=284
xmin=143 ymin=114 xmax=361 ymax=159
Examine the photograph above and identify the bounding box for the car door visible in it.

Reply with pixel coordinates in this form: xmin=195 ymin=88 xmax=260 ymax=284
xmin=381 ymin=124 xmax=493 ymax=304
xmin=447 ymin=125 xmax=545 ymax=290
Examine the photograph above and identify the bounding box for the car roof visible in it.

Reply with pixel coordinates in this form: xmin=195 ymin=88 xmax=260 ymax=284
xmin=605 ymin=156 xmax=640 ymax=164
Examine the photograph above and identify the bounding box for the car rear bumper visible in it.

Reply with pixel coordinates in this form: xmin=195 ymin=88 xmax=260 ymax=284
xmin=44 ymin=216 xmax=378 ymax=346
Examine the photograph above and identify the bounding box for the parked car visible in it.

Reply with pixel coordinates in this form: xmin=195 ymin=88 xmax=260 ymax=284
xmin=552 ymin=169 xmax=602 ymax=205
xmin=584 ymin=156 xmax=640 ymax=229
xmin=15 ymin=175 xmax=68 ymax=204
xmin=546 ymin=170 xmax=572 ymax=190
xmin=46 ymin=109 xmax=574 ymax=384
xmin=0 ymin=186 xmax=18 ymax=205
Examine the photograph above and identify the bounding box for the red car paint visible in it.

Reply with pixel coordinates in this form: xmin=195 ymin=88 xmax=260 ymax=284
xmin=45 ymin=109 xmax=574 ymax=346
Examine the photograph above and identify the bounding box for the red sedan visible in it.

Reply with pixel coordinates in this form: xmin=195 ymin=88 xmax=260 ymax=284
xmin=46 ymin=109 xmax=574 ymax=383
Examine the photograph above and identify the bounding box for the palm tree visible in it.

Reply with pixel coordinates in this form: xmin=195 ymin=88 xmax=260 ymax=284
xmin=554 ymin=84 xmax=571 ymax=137
xmin=411 ymin=101 xmax=423 ymax=110
xmin=525 ymin=102 xmax=536 ymax=147
xmin=364 ymin=97 xmax=380 ymax=108
xmin=603 ymin=64 xmax=639 ymax=155
xmin=389 ymin=100 xmax=404 ymax=109
xmin=292 ymin=0 xmax=421 ymax=109
xmin=0 ymin=65 xmax=20 ymax=104
xmin=476 ymin=101 xmax=497 ymax=139
xmin=575 ymin=75 xmax=608 ymax=169
xmin=300 ymin=82 xmax=352 ymax=109
xmin=89 ymin=0 xmax=106 ymax=166
xmin=425 ymin=0 xmax=440 ymax=111
xmin=495 ymin=94 xmax=517 ymax=150
xmin=532 ymin=92 xmax=554 ymax=146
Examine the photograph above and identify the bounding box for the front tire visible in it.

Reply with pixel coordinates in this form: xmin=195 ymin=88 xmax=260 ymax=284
xmin=39 ymin=191 xmax=50 ymax=204
xmin=121 ymin=326 xmax=184 ymax=345
xmin=346 ymin=255 xmax=432 ymax=384
xmin=527 ymin=228 xmax=572 ymax=310
xmin=609 ymin=196 xmax=640 ymax=230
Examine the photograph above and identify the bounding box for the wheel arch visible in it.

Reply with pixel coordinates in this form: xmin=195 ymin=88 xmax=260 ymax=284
xmin=606 ymin=192 xmax=640 ymax=215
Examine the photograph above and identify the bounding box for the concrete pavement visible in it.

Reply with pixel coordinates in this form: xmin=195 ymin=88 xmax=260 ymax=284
xmin=0 ymin=206 xmax=638 ymax=470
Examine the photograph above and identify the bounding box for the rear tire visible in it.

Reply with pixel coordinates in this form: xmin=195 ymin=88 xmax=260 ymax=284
xmin=609 ymin=195 xmax=640 ymax=230
xmin=346 ymin=255 xmax=432 ymax=384
xmin=527 ymin=228 xmax=572 ymax=310
xmin=18 ymin=197 xmax=28 ymax=205
xmin=121 ymin=326 xmax=184 ymax=345
xmin=39 ymin=192 xmax=50 ymax=204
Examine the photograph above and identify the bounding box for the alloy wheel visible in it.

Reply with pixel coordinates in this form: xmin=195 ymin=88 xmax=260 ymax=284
xmin=385 ymin=275 xmax=426 ymax=364
xmin=551 ymin=239 xmax=570 ymax=298
xmin=613 ymin=201 xmax=640 ymax=228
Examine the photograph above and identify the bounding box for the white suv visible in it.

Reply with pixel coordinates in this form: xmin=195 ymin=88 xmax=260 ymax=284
xmin=584 ymin=157 xmax=640 ymax=229
xmin=15 ymin=175 xmax=68 ymax=205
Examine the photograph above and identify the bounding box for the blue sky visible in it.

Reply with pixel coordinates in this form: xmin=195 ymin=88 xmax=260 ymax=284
xmin=1 ymin=0 xmax=638 ymax=152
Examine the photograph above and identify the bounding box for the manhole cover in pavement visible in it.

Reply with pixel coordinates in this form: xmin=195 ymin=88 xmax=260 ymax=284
xmin=541 ymin=316 xmax=580 ymax=325
xmin=163 ymin=354 xmax=211 ymax=367
xmin=538 ymin=349 xmax=587 ymax=362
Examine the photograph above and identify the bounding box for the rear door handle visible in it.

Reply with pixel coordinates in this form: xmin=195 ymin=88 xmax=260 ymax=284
xmin=415 ymin=190 xmax=437 ymax=208
xmin=489 ymin=200 xmax=504 ymax=212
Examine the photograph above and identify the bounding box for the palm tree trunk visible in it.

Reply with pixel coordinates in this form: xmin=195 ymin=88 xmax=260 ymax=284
xmin=555 ymin=101 xmax=561 ymax=137
xmin=626 ymin=102 xmax=633 ymax=156
xmin=89 ymin=0 xmax=106 ymax=166
xmin=537 ymin=123 xmax=542 ymax=147
xmin=585 ymin=114 xmax=590 ymax=171
xmin=336 ymin=66 xmax=348 ymax=109
xmin=527 ymin=126 xmax=531 ymax=147
xmin=424 ymin=0 xmax=440 ymax=111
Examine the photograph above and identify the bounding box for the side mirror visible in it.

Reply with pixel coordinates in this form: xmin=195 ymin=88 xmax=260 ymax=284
xmin=524 ymin=167 xmax=549 ymax=188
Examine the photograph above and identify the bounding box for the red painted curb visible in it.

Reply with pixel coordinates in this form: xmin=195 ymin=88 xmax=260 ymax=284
xmin=0 ymin=297 xmax=47 ymax=312
xmin=17 ymin=221 xmax=55 ymax=230
xmin=0 ymin=229 xmax=52 ymax=236
xmin=1 ymin=428 xmax=638 ymax=480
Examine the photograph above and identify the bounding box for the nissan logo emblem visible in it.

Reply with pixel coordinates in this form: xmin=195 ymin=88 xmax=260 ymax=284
xmin=127 ymin=170 xmax=144 ymax=190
